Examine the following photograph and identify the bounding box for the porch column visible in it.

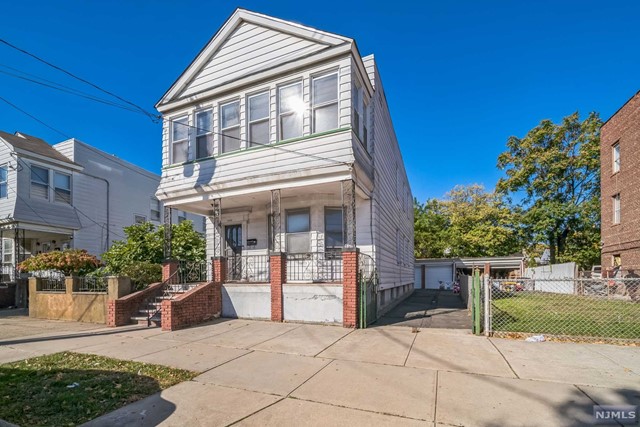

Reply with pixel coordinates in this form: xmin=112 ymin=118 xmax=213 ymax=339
xmin=211 ymin=256 xmax=225 ymax=317
xmin=341 ymin=180 xmax=356 ymax=249
xmin=270 ymin=189 xmax=282 ymax=253
xmin=270 ymin=252 xmax=286 ymax=322
xmin=342 ymin=248 xmax=359 ymax=328
xmin=212 ymin=199 xmax=223 ymax=257
xmin=163 ymin=206 xmax=172 ymax=260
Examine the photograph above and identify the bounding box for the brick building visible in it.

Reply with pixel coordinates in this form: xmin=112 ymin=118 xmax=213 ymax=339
xmin=601 ymin=90 xmax=640 ymax=273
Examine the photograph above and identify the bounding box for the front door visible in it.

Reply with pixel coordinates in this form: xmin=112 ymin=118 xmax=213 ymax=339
xmin=225 ymin=224 xmax=242 ymax=281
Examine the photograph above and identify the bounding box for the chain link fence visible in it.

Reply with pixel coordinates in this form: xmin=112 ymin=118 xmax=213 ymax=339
xmin=487 ymin=278 xmax=640 ymax=344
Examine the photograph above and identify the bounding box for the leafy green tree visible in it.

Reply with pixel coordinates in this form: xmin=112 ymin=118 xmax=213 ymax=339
xmin=102 ymin=220 xmax=206 ymax=273
xmin=496 ymin=111 xmax=601 ymax=268
xmin=414 ymin=198 xmax=450 ymax=258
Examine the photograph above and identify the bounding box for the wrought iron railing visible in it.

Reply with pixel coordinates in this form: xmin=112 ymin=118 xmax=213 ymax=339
xmin=358 ymin=252 xmax=378 ymax=328
xmin=286 ymin=252 xmax=343 ymax=282
xmin=34 ymin=270 xmax=66 ymax=292
xmin=226 ymin=254 xmax=270 ymax=282
xmin=177 ymin=260 xmax=211 ymax=284
xmin=76 ymin=276 xmax=108 ymax=293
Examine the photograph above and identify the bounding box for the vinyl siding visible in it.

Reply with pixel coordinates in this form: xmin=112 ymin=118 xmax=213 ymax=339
xmin=0 ymin=142 xmax=17 ymax=220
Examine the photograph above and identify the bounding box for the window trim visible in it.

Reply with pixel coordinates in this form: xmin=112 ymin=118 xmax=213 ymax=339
xmin=170 ymin=115 xmax=189 ymax=164
xmin=612 ymin=142 xmax=620 ymax=174
xmin=150 ymin=197 xmax=161 ymax=222
xmin=277 ymin=80 xmax=304 ymax=142
xmin=53 ymin=171 xmax=72 ymax=205
xmin=612 ymin=193 xmax=621 ymax=224
xmin=311 ymin=71 xmax=339 ymax=134
xmin=30 ymin=165 xmax=50 ymax=200
xmin=219 ymin=99 xmax=241 ymax=154
xmin=194 ymin=108 xmax=213 ymax=160
xmin=247 ymin=91 xmax=270 ymax=147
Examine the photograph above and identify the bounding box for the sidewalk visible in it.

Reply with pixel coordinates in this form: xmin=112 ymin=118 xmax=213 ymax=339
xmin=1 ymin=317 xmax=639 ymax=426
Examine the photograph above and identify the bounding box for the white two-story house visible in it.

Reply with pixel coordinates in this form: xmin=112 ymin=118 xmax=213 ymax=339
xmin=0 ymin=131 xmax=204 ymax=306
xmin=156 ymin=9 xmax=414 ymax=324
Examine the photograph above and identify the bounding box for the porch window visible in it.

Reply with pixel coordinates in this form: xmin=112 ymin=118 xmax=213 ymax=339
xmin=324 ymin=208 xmax=343 ymax=252
xmin=195 ymin=109 xmax=213 ymax=159
xmin=171 ymin=116 xmax=189 ymax=164
xmin=0 ymin=165 xmax=7 ymax=199
xmin=286 ymin=208 xmax=310 ymax=253
xmin=220 ymin=100 xmax=240 ymax=153
xmin=312 ymin=72 xmax=338 ymax=133
xmin=278 ymin=82 xmax=303 ymax=140
xmin=150 ymin=197 xmax=161 ymax=221
xmin=3 ymin=238 xmax=12 ymax=265
xmin=53 ymin=172 xmax=71 ymax=204
xmin=31 ymin=165 xmax=49 ymax=200
xmin=248 ymin=92 xmax=270 ymax=147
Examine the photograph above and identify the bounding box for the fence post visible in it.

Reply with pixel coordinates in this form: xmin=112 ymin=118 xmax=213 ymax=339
xmin=473 ymin=270 xmax=481 ymax=335
xmin=269 ymin=252 xmax=286 ymax=322
xmin=483 ymin=274 xmax=491 ymax=336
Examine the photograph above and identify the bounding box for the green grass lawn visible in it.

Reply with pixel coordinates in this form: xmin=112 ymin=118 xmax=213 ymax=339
xmin=0 ymin=352 xmax=197 ymax=426
xmin=492 ymin=292 xmax=640 ymax=340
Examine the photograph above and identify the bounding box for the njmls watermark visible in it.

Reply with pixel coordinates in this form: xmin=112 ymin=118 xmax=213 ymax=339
xmin=593 ymin=405 xmax=638 ymax=425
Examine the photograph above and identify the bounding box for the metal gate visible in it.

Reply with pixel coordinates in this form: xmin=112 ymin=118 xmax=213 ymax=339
xmin=359 ymin=253 xmax=378 ymax=328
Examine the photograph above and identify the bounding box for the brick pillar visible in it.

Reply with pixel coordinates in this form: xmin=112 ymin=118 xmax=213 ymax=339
xmin=270 ymin=252 xmax=286 ymax=322
xmin=342 ymin=249 xmax=359 ymax=328
xmin=211 ymin=257 xmax=226 ymax=317
xmin=162 ymin=260 xmax=179 ymax=282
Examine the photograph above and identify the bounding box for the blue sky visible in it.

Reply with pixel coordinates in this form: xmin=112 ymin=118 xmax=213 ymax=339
xmin=0 ymin=0 xmax=638 ymax=203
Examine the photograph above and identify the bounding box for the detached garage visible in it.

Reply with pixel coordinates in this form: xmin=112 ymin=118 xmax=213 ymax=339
xmin=414 ymin=259 xmax=455 ymax=289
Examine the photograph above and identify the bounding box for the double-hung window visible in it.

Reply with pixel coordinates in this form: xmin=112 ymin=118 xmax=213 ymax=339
xmin=352 ymin=81 xmax=362 ymax=138
xmin=53 ymin=172 xmax=71 ymax=204
xmin=613 ymin=194 xmax=621 ymax=224
xmin=150 ymin=198 xmax=161 ymax=221
xmin=248 ymin=92 xmax=270 ymax=147
xmin=363 ymin=101 xmax=369 ymax=148
xmin=0 ymin=165 xmax=7 ymax=199
xmin=278 ymin=82 xmax=303 ymax=140
xmin=612 ymin=142 xmax=620 ymax=173
xmin=324 ymin=208 xmax=343 ymax=252
xmin=286 ymin=209 xmax=310 ymax=253
xmin=312 ymin=73 xmax=338 ymax=133
xmin=31 ymin=166 xmax=49 ymax=200
xmin=220 ymin=101 xmax=240 ymax=153
xmin=178 ymin=210 xmax=187 ymax=223
xmin=171 ymin=116 xmax=189 ymax=164
xmin=195 ymin=109 xmax=213 ymax=159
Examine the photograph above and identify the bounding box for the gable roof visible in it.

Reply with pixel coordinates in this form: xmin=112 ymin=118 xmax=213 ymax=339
xmin=0 ymin=131 xmax=79 ymax=167
xmin=157 ymin=8 xmax=354 ymax=108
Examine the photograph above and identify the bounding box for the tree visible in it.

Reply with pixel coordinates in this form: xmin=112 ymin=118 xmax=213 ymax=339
xmin=102 ymin=220 xmax=206 ymax=273
xmin=496 ymin=112 xmax=601 ymax=268
xmin=414 ymin=184 xmax=521 ymax=258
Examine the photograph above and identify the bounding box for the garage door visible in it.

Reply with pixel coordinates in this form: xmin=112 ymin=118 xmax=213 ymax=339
xmin=425 ymin=266 xmax=453 ymax=289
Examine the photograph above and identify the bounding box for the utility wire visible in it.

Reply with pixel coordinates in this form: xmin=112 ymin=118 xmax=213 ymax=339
xmin=0 ymin=38 xmax=158 ymax=121
xmin=0 ymin=96 xmax=71 ymax=139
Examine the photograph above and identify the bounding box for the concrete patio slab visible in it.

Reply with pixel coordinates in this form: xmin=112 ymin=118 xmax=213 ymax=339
xmin=251 ymin=324 xmax=351 ymax=356
xmin=316 ymin=327 xmax=416 ymax=366
xmin=490 ymin=338 xmax=640 ymax=388
xmin=82 ymin=381 xmax=281 ymax=427
xmin=134 ymin=342 xmax=250 ymax=372
xmin=145 ymin=319 xmax=254 ymax=343
xmin=406 ymin=332 xmax=515 ymax=377
xmin=436 ymin=371 xmax=595 ymax=426
xmin=77 ymin=337 xmax=182 ymax=361
xmin=292 ymin=359 xmax=436 ymax=421
xmin=196 ymin=321 xmax=300 ymax=349
xmin=236 ymin=397 xmax=425 ymax=426
xmin=194 ymin=351 xmax=330 ymax=396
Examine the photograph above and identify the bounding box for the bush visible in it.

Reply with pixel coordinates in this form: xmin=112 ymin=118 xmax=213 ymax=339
xmin=120 ymin=261 xmax=162 ymax=290
xmin=18 ymin=250 xmax=102 ymax=275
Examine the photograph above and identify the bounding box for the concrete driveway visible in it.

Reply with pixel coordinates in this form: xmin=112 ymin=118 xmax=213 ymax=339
xmin=1 ymin=315 xmax=639 ymax=426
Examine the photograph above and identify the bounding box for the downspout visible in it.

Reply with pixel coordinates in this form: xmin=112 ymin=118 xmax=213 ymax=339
xmin=80 ymin=172 xmax=110 ymax=252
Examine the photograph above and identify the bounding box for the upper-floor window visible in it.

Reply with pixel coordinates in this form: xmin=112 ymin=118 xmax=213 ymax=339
xmin=220 ymin=100 xmax=240 ymax=153
xmin=31 ymin=166 xmax=49 ymax=200
xmin=0 ymin=165 xmax=7 ymax=199
xmin=363 ymin=101 xmax=369 ymax=148
xmin=150 ymin=197 xmax=161 ymax=221
xmin=195 ymin=109 xmax=213 ymax=159
xmin=613 ymin=193 xmax=621 ymax=224
xmin=248 ymin=92 xmax=270 ymax=147
xmin=352 ymin=81 xmax=361 ymax=138
xmin=612 ymin=142 xmax=620 ymax=173
xmin=171 ymin=116 xmax=189 ymax=164
xmin=312 ymin=72 xmax=338 ymax=133
xmin=53 ymin=172 xmax=71 ymax=204
xmin=278 ymin=82 xmax=303 ymax=140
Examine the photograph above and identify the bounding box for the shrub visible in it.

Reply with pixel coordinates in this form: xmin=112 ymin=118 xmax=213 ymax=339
xmin=120 ymin=261 xmax=162 ymax=290
xmin=18 ymin=250 xmax=102 ymax=275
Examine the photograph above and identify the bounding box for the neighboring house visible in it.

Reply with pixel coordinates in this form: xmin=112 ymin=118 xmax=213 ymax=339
xmin=600 ymin=90 xmax=640 ymax=274
xmin=155 ymin=9 xmax=414 ymax=324
xmin=0 ymin=131 xmax=204 ymax=288
xmin=414 ymin=256 xmax=524 ymax=289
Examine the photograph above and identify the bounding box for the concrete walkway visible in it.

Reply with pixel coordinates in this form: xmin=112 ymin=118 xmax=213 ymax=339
xmin=1 ymin=317 xmax=639 ymax=426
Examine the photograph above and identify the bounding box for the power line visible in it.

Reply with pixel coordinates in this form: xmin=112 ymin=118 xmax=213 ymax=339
xmin=0 ymin=38 xmax=158 ymax=121
xmin=0 ymin=96 xmax=71 ymax=139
